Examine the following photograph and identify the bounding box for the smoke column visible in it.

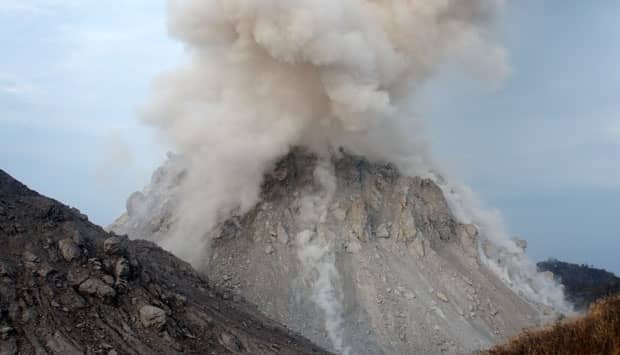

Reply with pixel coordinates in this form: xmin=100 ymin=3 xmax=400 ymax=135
xmin=142 ymin=0 xmax=509 ymax=265
xmin=131 ymin=0 xmax=572 ymax=347
xmin=296 ymin=159 xmax=352 ymax=354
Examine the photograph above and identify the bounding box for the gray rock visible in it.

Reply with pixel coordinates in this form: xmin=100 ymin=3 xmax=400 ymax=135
xmin=264 ymin=245 xmax=275 ymax=255
xmin=376 ymin=224 xmax=390 ymax=238
xmin=36 ymin=264 xmax=54 ymax=277
xmin=58 ymin=238 xmax=81 ymax=262
xmin=333 ymin=207 xmax=347 ymax=222
xmin=276 ymin=224 xmax=289 ymax=245
xmin=462 ymin=276 xmax=474 ymax=286
xmin=173 ymin=294 xmax=187 ymax=307
xmin=72 ymin=230 xmax=86 ymax=246
xmin=0 ymin=326 xmax=14 ymax=340
xmin=22 ymin=251 xmax=39 ymax=263
xmin=104 ymin=237 xmax=124 ymax=255
xmin=139 ymin=305 xmax=167 ymax=331
xmin=102 ymin=275 xmax=115 ymax=286
xmin=345 ymin=239 xmax=362 ymax=254
xmin=78 ymin=278 xmax=116 ymax=300
xmin=114 ymin=258 xmax=130 ymax=280
xmin=409 ymin=238 xmax=425 ymax=257
xmin=272 ymin=166 xmax=288 ymax=181
xmin=458 ymin=224 xmax=478 ymax=258
xmin=436 ymin=292 xmax=449 ymax=303
xmin=219 ymin=332 xmax=243 ymax=352
xmin=67 ymin=268 xmax=90 ymax=286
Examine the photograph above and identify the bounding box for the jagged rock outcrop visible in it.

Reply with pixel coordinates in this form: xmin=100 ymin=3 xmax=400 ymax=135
xmin=111 ymin=148 xmax=561 ymax=354
xmin=0 ymin=169 xmax=329 ymax=355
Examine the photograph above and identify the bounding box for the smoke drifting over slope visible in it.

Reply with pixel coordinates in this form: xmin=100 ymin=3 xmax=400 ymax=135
xmin=142 ymin=0 xmax=509 ymax=264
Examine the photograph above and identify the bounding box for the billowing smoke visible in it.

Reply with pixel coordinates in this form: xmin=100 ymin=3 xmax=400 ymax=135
xmin=124 ymin=0 xmax=574 ymax=349
xmin=438 ymin=180 xmax=573 ymax=313
xmin=296 ymin=160 xmax=352 ymax=354
xmin=142 ymin=0 xmax=509 ymax=265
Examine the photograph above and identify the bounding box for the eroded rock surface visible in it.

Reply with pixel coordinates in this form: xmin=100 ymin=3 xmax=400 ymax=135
xmin=0 ymin=169 xmax=329 ymax=355
xmin=111 ymin=149 xmax=560 ymax=355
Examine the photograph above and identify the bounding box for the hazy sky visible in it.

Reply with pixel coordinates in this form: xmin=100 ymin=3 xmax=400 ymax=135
xmin=1 ymin=1 xmax=619 ymax=273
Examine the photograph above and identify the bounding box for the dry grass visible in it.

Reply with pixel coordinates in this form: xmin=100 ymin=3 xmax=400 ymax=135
xmin=485 ymin=296 xmax=620 ymax=355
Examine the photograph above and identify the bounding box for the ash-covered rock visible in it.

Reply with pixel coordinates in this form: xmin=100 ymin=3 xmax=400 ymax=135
xmin=111 ymin=148 xmax=561 ymax=355
xmin=0 ymin=169 xmax=329 ymax=355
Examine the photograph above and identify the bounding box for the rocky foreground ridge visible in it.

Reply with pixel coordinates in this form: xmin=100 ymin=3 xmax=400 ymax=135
xmin=112 ymin=148 xmax=564 ymax=355
xmin=0 ymin=169 xmax=329 ymax=355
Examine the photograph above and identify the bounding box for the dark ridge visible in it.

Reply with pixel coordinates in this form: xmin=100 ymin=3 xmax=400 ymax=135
xmin=538 ymin=259 xmax=620 ymax=310
xmin=0 ymin=169 xmax=37 ymax=196
xmin=0 ymin=169 xmax=330 ymax=355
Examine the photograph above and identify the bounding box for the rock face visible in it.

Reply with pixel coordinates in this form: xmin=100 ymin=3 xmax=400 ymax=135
xmin=0 ymin=169 xmax=329 ymax=355
xmin=111 ymin=148 xmax=562 ymax=355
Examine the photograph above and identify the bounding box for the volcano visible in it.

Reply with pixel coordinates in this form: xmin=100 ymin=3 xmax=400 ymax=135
xmin=111 ymin=148 xmax=569 ymax=354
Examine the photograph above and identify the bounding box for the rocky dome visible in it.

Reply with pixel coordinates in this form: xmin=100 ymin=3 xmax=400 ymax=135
xmin=111 ymin=148 xmax=568 ymax=354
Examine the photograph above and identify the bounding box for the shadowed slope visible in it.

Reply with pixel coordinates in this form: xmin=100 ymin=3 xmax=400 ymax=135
xmin=0 ymin=169 xmax=329 ymax=355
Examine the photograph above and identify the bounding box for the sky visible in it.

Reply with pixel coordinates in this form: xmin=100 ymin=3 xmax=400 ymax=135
xmin=1 ymin=1 xmax=619 ymax=274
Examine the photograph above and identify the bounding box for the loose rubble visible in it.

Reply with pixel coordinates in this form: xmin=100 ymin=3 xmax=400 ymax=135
xmin=111 ymin=148 xmax=563 ymax=355
xmin=0 ymin=168 xmax=329 ymax=355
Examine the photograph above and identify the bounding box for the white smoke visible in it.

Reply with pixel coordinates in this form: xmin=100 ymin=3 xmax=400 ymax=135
xmin=127 ymin=0 xmax=573 ymax=346
xmin=436 ymin=179 xmax=573 ymax=313
xmin=296 ymin=159 xmax=352 ymax=354
xmin=142 ymin=0 xmax=509 ymax=265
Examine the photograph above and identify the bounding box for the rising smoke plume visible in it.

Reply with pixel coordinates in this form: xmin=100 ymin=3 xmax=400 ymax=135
xmin=296 ymin=159 xmax=352 ymax=354
xmin=133 ymin=1 xmax=573 ymax=351
xmin=142 ymin=0 xmax=509 ymax=265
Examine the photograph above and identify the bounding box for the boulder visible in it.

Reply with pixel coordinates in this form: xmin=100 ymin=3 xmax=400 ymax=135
xmin=22 ymin=251 xmax=39 ymax=263
xmin=104 ymin=236 xmax=125 ymax=255
xmin=276 ymin=224 xmax=289 ymax=245
xmin=78 ymin=278 xmax=116 ymax=300
xmin=436 ymin=292 xmax=449 ymax=303
xmin=114 ymin=258 xmax=130 ymax=280
xmin=139 ymin=305 xmax=167 ymax=331
xmin=58 ymin=238 xmax=81 ymax=262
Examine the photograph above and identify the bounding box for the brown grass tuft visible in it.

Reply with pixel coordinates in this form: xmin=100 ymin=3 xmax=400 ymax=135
xmin=484 ymin=296 xmax=620 ymax=355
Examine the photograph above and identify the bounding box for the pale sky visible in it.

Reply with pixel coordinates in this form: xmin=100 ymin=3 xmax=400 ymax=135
xmin=1 ymin=1 xmax=619 ymax=273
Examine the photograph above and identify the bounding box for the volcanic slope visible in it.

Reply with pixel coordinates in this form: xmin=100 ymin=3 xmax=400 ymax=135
xmin=0 ymin=169 xmax=329 ymax=355
xmin=112 ymin=148 xmax=566 ymax=355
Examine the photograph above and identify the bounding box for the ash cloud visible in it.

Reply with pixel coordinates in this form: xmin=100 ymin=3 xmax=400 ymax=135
xmin=141 ymin=0 xmax=509 ymax=265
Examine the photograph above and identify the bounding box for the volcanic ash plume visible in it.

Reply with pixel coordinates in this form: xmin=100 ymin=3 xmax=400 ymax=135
xmin=142 ymin=0 xmax=509 ymax=265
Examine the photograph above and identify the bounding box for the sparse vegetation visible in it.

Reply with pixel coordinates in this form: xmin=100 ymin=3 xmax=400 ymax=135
xmin=485 ymin=296 xmax=620 ymax=355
